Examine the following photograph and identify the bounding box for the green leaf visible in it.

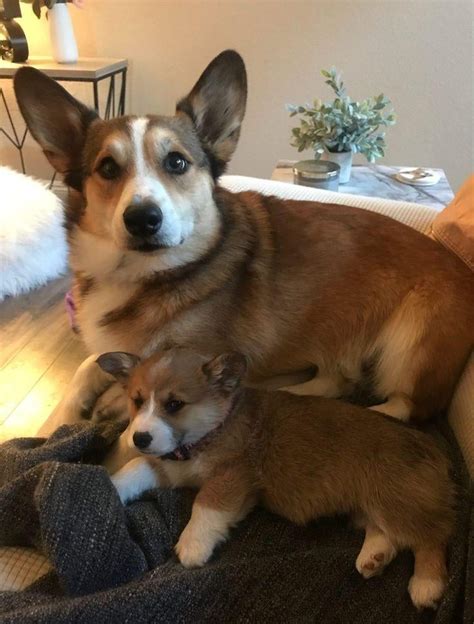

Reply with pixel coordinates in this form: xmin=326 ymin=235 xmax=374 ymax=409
xmin=288 ymin=67 xmax=395 ymax=157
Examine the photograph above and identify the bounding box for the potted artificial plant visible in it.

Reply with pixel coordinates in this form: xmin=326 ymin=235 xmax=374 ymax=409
xmin=287 ymin=68 xmax=396 ymax=183
xmin=22 ymin=0 xmax=84 ymax=64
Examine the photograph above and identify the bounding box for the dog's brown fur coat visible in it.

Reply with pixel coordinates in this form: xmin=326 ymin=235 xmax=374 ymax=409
xmin=14 ymin=50 xmax=473 ymax=421
xmin=105 ymin=348 xmax=455 ymax=609
xmin=101 ymin=189 xmax=473 ymax=420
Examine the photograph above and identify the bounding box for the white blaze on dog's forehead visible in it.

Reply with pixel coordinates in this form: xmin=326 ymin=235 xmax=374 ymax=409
xmin=131 ymin=394 xmax=157 ymax=432
xmin=126 ymin=117 xmax=169 ymax=203
xmin=128 ymin=395 xmax=176 ymax=454
xmin=129 ymin=117 xmax=149 ymax=180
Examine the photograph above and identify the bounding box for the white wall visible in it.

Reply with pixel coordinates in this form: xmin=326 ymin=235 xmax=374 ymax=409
xmin=2 ymin=0 xmax=473 ymax=190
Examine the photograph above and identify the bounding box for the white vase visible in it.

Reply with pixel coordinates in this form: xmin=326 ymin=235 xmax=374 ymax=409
xmin=48 ymin=3 xmax=78 ymax=64
xmin=321 ymin=150 xmax=353 ymax=184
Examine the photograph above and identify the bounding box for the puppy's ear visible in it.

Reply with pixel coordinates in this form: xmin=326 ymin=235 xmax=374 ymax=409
xmin=176 ymin=50 xmax=247 ymax=178
xmin=202 ymin=352 xmax=247 ymax=395
xmin=13 ymin=67 xmax=100 ymax=191
xmin=96 ymin=352 xmax=141 ymax=384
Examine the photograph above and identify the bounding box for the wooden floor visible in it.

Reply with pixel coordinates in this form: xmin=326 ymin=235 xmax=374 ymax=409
xmin=0 ymin=276 xmax=87 ymax=442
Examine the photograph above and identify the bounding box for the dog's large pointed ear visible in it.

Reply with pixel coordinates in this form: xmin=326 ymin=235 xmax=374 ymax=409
xmin=96 ymin=352 xmax=141 ymax=385
xmin=13 ymin=67 xmax=99 ymax=190
xmin=202 ymin=352 xmax=247 ymax=395
xmin=176 ymin=50 xmax=247 ymax=178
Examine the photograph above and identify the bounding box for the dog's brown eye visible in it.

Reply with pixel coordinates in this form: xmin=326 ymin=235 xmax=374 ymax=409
xmin=97 ymin=157 xmax=121 ymax=180
xmin=133 ymin=395 xmax=144 ymax=409
xmin=164 ymin=399 xmax=185 ymax=414
xmin=164 ymin=152 xmax=189 ymax=175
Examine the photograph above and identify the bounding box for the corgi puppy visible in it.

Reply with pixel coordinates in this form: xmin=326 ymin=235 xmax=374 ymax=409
xmin=13 ymin=51 xmax=473 ymax=422
xmin=97 ymin=348 xmax=455 ymax=610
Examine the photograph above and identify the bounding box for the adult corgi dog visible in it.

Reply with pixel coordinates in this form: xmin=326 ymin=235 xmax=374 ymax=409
xmin=97 ymin=348 xmax=455 ymax=610
xmin=14 ymin=50 xmax=473 ymax=421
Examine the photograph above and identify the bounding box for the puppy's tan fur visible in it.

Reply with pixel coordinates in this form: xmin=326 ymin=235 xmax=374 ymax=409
xmin=14 ymin=51 xmax=473 ymax=421
xmin=102 ymin=348 xmax=455 ymax=610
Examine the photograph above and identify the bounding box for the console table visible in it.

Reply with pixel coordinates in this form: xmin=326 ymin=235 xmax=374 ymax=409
xmin=272 ymin=161 xmax=454 ymax=212
xmin=0 ymin=56 xmax=127 ymax=175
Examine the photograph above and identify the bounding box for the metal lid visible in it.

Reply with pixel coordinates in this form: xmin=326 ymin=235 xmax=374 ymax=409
xmin=293 ymin=160 xmax=340 ymax=180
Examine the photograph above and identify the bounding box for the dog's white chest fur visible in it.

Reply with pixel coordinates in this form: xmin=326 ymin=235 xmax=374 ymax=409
xmin=77 ymin=281 xmax=137 ymax=354
xmin=71 ymin=229 xmax=138 ymax=353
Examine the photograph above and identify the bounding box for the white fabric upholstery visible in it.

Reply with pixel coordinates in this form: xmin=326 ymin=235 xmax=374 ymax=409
xmin=221 ymin=175 xmax=437 ymax=233
xmin=0 ymin=167 xmax=67 ymax=301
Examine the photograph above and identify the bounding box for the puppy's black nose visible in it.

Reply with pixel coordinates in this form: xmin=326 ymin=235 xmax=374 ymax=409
xmin=123 ymin=202 xmax=162 ymax=238
xmin=133 ymin=431 xmax=153 ymax=449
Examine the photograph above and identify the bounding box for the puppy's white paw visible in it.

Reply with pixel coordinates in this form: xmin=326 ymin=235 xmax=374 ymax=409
xmin=111 ymin=476 xmax=132 ymax=505
xmin=356 ymin=543 xmax=397 ymax=579
xmin=408 ymin=575 xmax=446 ymax=610
xmin=111 ymin=458 xmax=158 ymax=505
xmin=175 ymin=505 xmax=235 ymax=568
xmin=175 ymin=528 xmax=214 ymax=568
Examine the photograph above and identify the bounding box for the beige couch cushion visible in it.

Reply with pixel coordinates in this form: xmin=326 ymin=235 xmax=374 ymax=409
xmin=221 ymin=175 xmax=438 ymax=232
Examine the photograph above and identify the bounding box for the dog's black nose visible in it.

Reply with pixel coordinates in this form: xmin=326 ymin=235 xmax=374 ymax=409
xmin=133 ymin=431 xmax=153 ymax=449
xmin=123 ymin=202 xmax=163 ymax=238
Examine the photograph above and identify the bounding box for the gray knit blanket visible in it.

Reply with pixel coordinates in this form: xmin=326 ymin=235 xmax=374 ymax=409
xmin=0 ymin=419 xmax=472 ymax=624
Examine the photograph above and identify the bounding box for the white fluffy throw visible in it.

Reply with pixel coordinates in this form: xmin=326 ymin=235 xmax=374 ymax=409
xmin=0 ymin=167 xmax=67 ymax=301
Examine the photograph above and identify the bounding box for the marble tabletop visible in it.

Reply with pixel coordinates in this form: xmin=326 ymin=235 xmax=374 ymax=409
xmin=272 ymin=162 xmax=454 ymax=212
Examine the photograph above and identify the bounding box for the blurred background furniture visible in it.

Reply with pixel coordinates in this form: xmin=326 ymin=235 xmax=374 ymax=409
xmin=272 ymin=161 xmax=454 ymax=211
xmin=0 ymin=56 xmax=127 ymax=175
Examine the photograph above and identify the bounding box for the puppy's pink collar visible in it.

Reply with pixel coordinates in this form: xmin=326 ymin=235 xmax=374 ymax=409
xmin=160 ymin=423 xmax=224 ymax=461
xmin=65 ymin=290 xmax=79 ymax=333
xmin=160 ymin=393 xmax=241 ymax=462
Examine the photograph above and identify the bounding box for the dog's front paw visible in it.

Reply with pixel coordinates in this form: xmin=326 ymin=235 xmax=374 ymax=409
xmin=175 ymin=527 xmax=214 ymax=568
xmin=111 ymin=476 xmax=131 ymax=505
xmin=92 ymin=383 xmax=128 ymax=424
xmin=111 ymin=457 xmax=158 ymax=505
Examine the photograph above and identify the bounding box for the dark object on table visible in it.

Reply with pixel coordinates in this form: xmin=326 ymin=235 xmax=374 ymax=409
xmin=0 ymin=418 xmax=472 ymax=624
xmin=293 ymin=159 xmax=340 ymax=191
xmin=0 ymin=1 xmax=28 ymax=62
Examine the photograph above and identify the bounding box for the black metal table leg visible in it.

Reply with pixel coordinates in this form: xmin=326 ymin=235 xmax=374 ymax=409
xmin=104 ymin=74 xmax=115 ymax=120
xmin=0 ymin=87 xmax=28 ymax=173
xmin=93 ymin=79 xmax=99 ymax=113
xmin=119 ymin=68 xmax=127 ymax=116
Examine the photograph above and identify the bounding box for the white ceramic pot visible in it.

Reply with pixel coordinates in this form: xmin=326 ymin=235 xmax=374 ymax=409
xmin=321 ymin=150 xmax=353 ymax=184
xmin=48 ymin=3 xmax=78 ymax=64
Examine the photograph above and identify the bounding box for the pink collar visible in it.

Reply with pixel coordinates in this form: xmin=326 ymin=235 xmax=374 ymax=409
xmin=65 ymin=290 xmax=79 ymax=334
xmin=160 ymin=393 xmax=242 ymax=461
xmin=160 ymin=422 xmax=224 ymax=461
